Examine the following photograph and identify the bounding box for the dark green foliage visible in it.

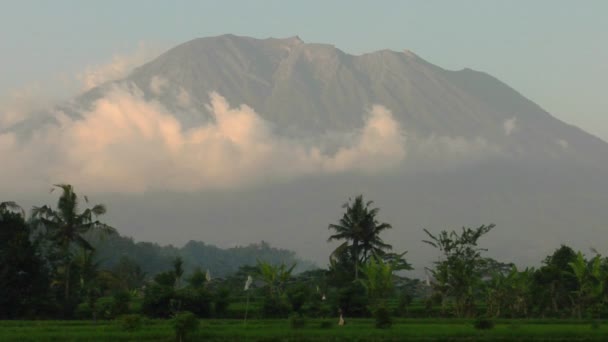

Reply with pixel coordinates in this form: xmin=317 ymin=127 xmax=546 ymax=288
xmin=335 ymin=282 xmax=369 ymax=317
xmin=154 ymin=271 xmax=177 ymax=288
xmin=590 ymin=319 xmax=601 ymax=330
xmin=397 ymin=292 xmax=413 ymax=317
xmin=142 ymin=284 xmax=174 ymax=318
xmin=186 ymin=267 xmax=207 ymax=288
xmin=319 ymin=320 xmax=333 ymax=329
xmin=111 ymin=256 xmax=146 ymax=291
xmin=118 ymin=314 xmax=143 ymax=332
xmin=172 ymin=311 xmax=199 ymax=341
xmin=423 ymin=224 xmax=495 ymax=318
xmin=374 ymin=306 xmax=392 ymax=329
xmin=289 ymin=313 xmax=307 ymax=329
xmin=328 ymin=195 xmax=394 ymax=281
xmin=31 ymin=184 xmax=116 ymax=318
xmin=262 ymin=295 xmax=290 ymax=318
xmin=175 ymin=288 xmax=212 ymax=318
xmin=112 ymin=291 xmax=131 ymax=316
xmin=213 ymin=287 xmax=231 ymax=317
xmin=473 ymin=316 xmax=495 ymax=330
xmin=0 ymin=210 xmax=51 ymax=319
xmin=286 ymin=283 xmax=310 ymax=313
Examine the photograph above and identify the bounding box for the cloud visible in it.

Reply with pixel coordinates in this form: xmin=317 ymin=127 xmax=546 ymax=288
xmin=0 ymin=84 xmax=406 ymax=193
xmin=556 ymin=139 xmax=569 ymax=150
xmin=77 ymin=43 xmax=162 ymax=91
xmin=176 ymin=87 xmax=191 ymax=108
xmin=149 ymin=76 xmax=168 ymax=95
xmin=503 ymin=117 xmax=517 ymax=136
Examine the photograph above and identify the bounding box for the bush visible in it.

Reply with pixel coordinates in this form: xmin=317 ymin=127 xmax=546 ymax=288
xmin=374 ymin=306 xmax=392 ymax=329
xmin=175 ymin=288 xmax=212 ymax=318
xmin=262 ymin=296 xmax=290 ymax=318
xmin=287 ymin=284 xmax=310 ymax=313
xmin=112 ymin=291 xmax=131 ymax=316
xmin=289 ymin=313 xmax=307 ymax=329
xmin=119 ymin=314 xmax=143 ymax=332
xmin=172 ymin=311 xmax=199 ymax=341
xmin=96 ymin=297 xmax=116 ymax=319
xmin=473 ymin=317 xmax=495 ymax=330
xmin=335 ymin=282 xmax=369 ymax=317
xmin=591 ymin=319 xmax=601 ymax=330
xmin=214 ymin=288 xmax=231 ymax=318
xmin=142 ymin=284 xmax=174 ymax=318
xmin=319 ymin=320 xmax=333 ymax=329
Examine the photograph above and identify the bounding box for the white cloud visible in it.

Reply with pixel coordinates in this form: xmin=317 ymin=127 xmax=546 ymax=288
xmin=503 ymin=117 xmax=517 ymax=136
xmin=149 ymin=76 xmax=168 ymax=95
xmin=77 ymin=43 xmax=162 ymax=91
xmin=0 ymin=84 xmax=406 ymax=193
xmin=556 ymin=139 xmax=569 ymax=150
xmin=176 ymin=87 xmax=191 ymax=107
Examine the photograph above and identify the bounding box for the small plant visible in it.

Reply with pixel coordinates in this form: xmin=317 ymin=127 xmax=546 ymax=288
xmin=172 ymin=311 xmax=199 ymax=342
xmin=473 ymin=316 xmax=495 ymax=330
xmin=289 ymin=313 xmax=307 ymax=329
xmin=374 ymin=306 xmax=392 ymax=329
xmin=319 ymin=320 xmax=333 ymax=329
xmin=119 ymin=314 xmax=143 ymax=332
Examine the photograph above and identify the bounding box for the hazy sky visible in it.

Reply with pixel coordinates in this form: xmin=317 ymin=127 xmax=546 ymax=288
xmin=1 ymin=0 xmax=607 ymax=141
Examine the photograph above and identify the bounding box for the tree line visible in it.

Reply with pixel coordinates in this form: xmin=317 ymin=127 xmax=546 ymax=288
xmin=2 ymin=187 xmax=607 ymax=324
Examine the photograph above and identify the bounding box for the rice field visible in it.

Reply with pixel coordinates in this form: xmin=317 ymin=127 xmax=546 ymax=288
xmin=2 ymin=318 xmax=608 ymax=341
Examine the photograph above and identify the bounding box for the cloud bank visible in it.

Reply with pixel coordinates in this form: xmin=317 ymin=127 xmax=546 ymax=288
xmin=0 ymin=84 xmax=406 ymax=193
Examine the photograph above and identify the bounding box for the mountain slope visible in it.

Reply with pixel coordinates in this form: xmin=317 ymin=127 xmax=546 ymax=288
xmin=4 ymin=35 xmax=608 ymax=271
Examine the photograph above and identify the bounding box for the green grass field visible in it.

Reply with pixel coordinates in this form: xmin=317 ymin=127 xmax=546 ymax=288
xmin=2 ymin=319 xmax=608 ymax=341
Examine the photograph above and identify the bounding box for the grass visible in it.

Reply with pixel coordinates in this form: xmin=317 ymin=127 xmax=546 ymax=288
xmin=2 ymin=318 xmax=608 ymax=341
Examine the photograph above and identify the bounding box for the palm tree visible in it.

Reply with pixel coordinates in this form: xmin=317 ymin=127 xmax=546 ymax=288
xmin=31 ymin=184 xmax=116 ymax=307
xmin=328 ymin=195 xmax=392 ymax=279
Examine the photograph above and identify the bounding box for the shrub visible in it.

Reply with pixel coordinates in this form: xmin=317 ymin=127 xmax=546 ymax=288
xmin=172 ymin=311 xmax=199 ymax=341
xmin=112 ymin=291 xmax=131 ymax=316
xmin=96 ymin=297 xmax=116 ymax=319
xmin=289 ymin=313 xmax=307 ymax=329
xmin=591 ymin=320 xmax=601 ymax=330
xmin=119 ymin=314 xmax=143 ymax=332
xmin=287 ymin=284 xmax=310 ymax=313
xmin=335 ymin=282 xmax=369 ymax=317
xmin=142 ymin=284 xmax=174 ymax=318
xmin=175 ymin=288 xmax=212 ymax=318
xmin=262 ymin=296 xmax=290 ymax=318
xmin=374 ymin=306 xmax=392 ymax=329
xmin=473 ymin=317 xmax=495 ymax=330
xmin=319 ymin=320 xmax=333 ymax=329
xmin=214 ymin=287 xmax=231 ymax=318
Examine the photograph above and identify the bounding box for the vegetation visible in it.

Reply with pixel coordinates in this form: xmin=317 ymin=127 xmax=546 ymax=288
xmin=5 ymin=187 xmax=608 ymax=340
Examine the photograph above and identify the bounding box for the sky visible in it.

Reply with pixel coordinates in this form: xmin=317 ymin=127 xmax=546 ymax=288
xmin=1 ymin=1 xmax=607 ymax=141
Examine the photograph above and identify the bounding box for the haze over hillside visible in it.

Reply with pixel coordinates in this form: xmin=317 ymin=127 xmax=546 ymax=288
xmin=2 ymin=35 xmax=607 ymax=273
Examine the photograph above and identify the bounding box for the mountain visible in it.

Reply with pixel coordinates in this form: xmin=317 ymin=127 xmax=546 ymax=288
xmin=5 ymin=35 xmax=608 ymax=272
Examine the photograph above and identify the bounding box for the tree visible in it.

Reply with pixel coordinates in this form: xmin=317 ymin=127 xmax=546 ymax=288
xmin=568 ymin=252 xmax=605 ymax=319
xmin=423 ymin=224 xmax=495 ymax=317
xmin=532 ymin=245 xmax=578 ymax=316
xmin=359 ymin=257 xmax=395 ymax=305
xmin=256 ymin=260 xmax=295 ymax=317
xmin=173 ymin=257 xmax=184 ymax=289
xmin=31 ymin=184 xmax=116 ymax=315
xmin=0 ymin=203 xmax=50 ymax=318
xmin=328 ymin=195 xmax=393 ymax=280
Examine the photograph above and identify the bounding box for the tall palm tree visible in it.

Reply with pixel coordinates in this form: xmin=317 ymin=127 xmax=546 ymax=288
xmin=328 ymin=195 xmax=392 ymax=279
xmin=31 ymin=184 xmax=116 ymax=306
